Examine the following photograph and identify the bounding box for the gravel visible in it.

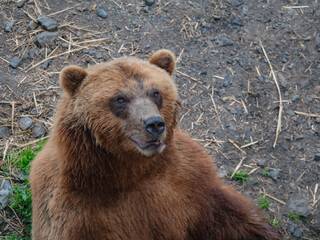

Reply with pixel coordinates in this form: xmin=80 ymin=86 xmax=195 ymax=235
xmin=17 ymin=0 xmax=26 ymax=8
xmin=269 ymin=170 xmax=279 ymax=181
xmin=0 ymin=179 xmax=13 ymax=210
xmin=27 ymin=20 xmax=38 ymax=31
xmin=18 ymin=117 xmax=33 ymax=130
xmin=34 ymin=31 xmax=58 ymax=48
xmin=33 ymin=122 xmax=47 ymax=138
xmin=37 ymin=15 xmax=58 ymax=31
xmin=96 ymin=9 xmax=108 ymax=19
xmin=289 ymin=198 xmax=311 ymax=217
xmin=314 ymin=153 xmax=320 ymax=161
xmin=144 ymin=0 xmax=156 ymax=6
xmin=0 ymin=127 xmax=10 ymax=139
xmin=9 ymin=57 xmax=22 ymax=69
xmin=5 ymin=21 xmax=14 ymax=32
xmin=232 ymin=18 xmax=243 ymax=26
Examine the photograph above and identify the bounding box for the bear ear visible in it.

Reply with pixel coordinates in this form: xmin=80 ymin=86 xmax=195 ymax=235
xmin=60 ymin=66 xmax=87 ymax=96
xmin=149 ymin=50 xmax=175 ymax=75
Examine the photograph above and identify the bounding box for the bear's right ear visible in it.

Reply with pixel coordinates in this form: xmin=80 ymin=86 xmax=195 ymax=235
xmin=149 ymin=50 xmax=175 ymax=76
xmin=60 ymin=66 xmax=87 ymax=96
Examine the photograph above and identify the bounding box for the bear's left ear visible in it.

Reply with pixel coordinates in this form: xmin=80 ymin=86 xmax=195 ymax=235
xmin=149 ymin=50 xmax=175 ymax=76
xmin=60 ymin=66 xmax=87 ymax=96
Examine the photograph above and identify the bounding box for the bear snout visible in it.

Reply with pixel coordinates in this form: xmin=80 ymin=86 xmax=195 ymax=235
xmin=144 ymin=116 xmax=165 ymax=138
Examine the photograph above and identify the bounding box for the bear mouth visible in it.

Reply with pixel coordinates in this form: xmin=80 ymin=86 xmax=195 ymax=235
xmin=129 ymin=138 xmax=164 ymax=150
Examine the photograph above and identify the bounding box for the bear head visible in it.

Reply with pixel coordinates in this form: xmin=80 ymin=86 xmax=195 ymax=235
xmin=59 ymin=50 xmax=179 ymax=157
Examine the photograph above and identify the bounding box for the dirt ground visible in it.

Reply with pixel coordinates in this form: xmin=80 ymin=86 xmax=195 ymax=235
xmin=0 ymin=0 xmax=319 ymax=239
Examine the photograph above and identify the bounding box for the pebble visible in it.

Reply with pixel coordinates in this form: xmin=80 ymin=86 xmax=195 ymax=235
xmin=29 ymin=107 xmax=42 ymax=116
xmin=0 ymin=127 xmax=10 ymax=139
xmin=292 ymin=95 xmax=300 ymax=102
xmin=5 ymin=21 xmax=14 ymax=32
xmin=232 ymin=18 xmax=243 ymax=26
xmin=20 ymin=104 xmax=30 ymax=111
xmin=0 ymin=179 xmax=13 ymax=210
xmin=293 ymin=228 xmax=303 ymax=237
xmin=315 ymin=118 xmax=320 ymax=124
xmin=277 ymin=72 xmax=288 ymax=89
xmin=34 ymin=31 xmax=58 ymax=48
xmin=41 ymin=61 xmax=50 ymax=69
xmin=96 ymin=9 xmax=108 ymax=19
xmin=289 ymin=198 xmax=311 ymax=217
xmin=9 ymin=57 xmax=22 ymax=69
xmin=314 ymin=153 xmax=320 ymax=161
xmin=27 ymin=20 xmax=38 ymax=31
xmin=144 ymin=0 xmax=155 ymax=6
xmin=287 ymin=109 xmax=295 ymax=117
xmin=37 ymin=15 xmax=58 ymax=31
xmin=33 ymin=122 xmax=47 ymax=138
xmin=18 ymin=117 xmax=33 ymax=130
xmin=269 ymin=170 xmax=279 ymax=180
xmin=257 ymin=159 xmax=267 ymax=167
xmin=17 ymin=0 xmax=26 ymax=8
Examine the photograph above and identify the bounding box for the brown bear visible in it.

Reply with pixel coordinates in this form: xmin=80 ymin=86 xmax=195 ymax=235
xmin=30 ymin=50 xmax=282 ymax=240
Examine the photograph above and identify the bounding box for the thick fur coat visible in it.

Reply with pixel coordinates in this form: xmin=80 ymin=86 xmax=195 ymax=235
xmin=30 ymin=50 xmax=282 ymax=240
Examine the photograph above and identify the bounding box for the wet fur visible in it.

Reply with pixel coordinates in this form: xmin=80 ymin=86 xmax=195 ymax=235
xmin=30 ymin=50 xmax=282 ymax=239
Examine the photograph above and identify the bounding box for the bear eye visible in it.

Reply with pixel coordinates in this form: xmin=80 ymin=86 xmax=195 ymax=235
xmin=152 ymin=91 xmax=161 ymax=101
xmin=116 ymin=97 xmax=127 ymax=105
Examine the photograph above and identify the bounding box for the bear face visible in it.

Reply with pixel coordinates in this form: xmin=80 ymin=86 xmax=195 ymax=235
xmin=60 ymin=50 xmax=179 ymax=157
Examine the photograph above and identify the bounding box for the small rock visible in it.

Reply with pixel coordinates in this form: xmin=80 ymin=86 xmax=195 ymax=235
xmin=37 ymin=15 xmax=58 ymax=31
xmin=293 ymin=228 xmax=303 ymax=237
xmin=34 ymin=31 xmax=58 ymax=48
xmin=277 ymin=72 xmax=288 ymax=89
xmin=33 ymin=122 xmax=47 ymax=138
xmin=5 ymin=21 xmax=14 ymax=32
xmin=143 ymin=6 xmax=149 ymax=13
xmin=221 ymin=39 xmax=234 ymax=47
xmin=29 ymin=107 xmax=42 ymax=115
xmin=41 ymin=61 xmax=50 ymax=69
xmin=144 ymin=0 xmax=155 ymax=6
xmin=9 ymin=57 xmax=22 ymax=69
xmin=17 ymin=0 xmax=26 ymax=8
xmin=289 ymin=199 xmax=311 ymax=217
xmin=213 ymin=15 xmax=221 ymax=20
xmin=315 ymin=118 xmax=320 ymax=124
xmin=287 ymin=109 xmax=295 ymax=117
xmin=0 ymin=179 xmax=13 ymax=210
xmin=232 ymin=18 xmax=243 ymax=26
xmin=18 ymin=117 xmax=33 ymax=130
xmin=96 ymin=9 xmax=108 ymax=18
xmin=269 ymin=170 xmax=279 ymax=180
xmin=314 ymin=153 xmax=320 ymax=161
xmin=292 ymin=95 xmax=300 ymax=102
xmin=257 ymin=159 xmax=267 ymax=167
xmin=27 ymin=20 xmax=38 ymax=31
xmin=20 ymin=104 xmax=30 ymax=111
xmin=0 ymin=127 xmax=10 ymax=139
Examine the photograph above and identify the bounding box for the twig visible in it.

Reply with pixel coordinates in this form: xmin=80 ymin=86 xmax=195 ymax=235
xmin=230 ymin=157 xmax=245 ymax=179
xmin=283 ymin=6 xmax=309 ymax=9
xmin=176 ymin=70 xmax=202 ymax=84
xmin=228 ymin=139 xmax=247 ymax=154
xmin=26 ymin=39 xmax=105 ymax=72
xmin=260 ymin=41 xmax=283 ymax=148
xmin=10 ymin=136 xmax=49 ymax=148
xmin=47 ymin=7 xmax=73 ymax=17
xmin=11 ymin=102 xmax=15 ymax=134
xmin=294 ymin=111 xmax=320 ymax=118
xmin=241 ymin=141 xmax=259 ymax=149
xmin=260 ymin=189 xmax=286 ymax=205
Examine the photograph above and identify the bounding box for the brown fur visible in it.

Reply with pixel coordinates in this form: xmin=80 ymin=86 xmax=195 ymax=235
xmin=30 ymin=50 xmax=282 ymax=240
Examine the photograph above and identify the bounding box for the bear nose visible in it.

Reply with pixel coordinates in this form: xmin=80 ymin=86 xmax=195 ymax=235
xmin=144 ymin=117 xmax=165 ymax=137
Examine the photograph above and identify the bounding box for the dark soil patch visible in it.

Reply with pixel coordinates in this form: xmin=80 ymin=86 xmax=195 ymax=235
xmin=0 ymin=0 xmax=319 ymax=239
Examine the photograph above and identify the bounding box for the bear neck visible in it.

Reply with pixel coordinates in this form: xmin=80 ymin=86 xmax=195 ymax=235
xmin=55 ymin=108 xmax=173 ymax=196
